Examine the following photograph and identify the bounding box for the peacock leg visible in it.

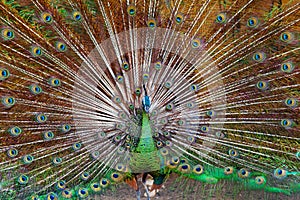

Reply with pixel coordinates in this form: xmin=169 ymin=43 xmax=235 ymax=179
xmin=142 ymin=173 xmax=151 ymax=200
xmin=136 ymin=189 xmax=141 ymax=200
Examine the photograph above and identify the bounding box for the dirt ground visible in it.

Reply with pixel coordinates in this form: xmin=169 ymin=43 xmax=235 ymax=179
xmin=94 ymin=174 xmax=300 ymax=200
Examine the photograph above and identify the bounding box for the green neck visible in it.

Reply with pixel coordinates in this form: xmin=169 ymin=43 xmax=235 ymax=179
xmin=136 ymin=111 xmax=156 ymax=153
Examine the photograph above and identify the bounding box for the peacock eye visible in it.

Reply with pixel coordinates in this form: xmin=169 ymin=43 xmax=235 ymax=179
xmin=43 ymin=131 xmax=54 ymax=140
xmin=280 ymin=119 xmax=293 ymax=128
xmin=280 ymin=62 xmax=294 ymax=73
xmin=193 ymin=164 xmax=204 ymax=175
xmin=78 ymin=188 xmax=88 ymax=198
xmin=35 ymin=113 xmax=47 ymax=123
xmin=256 ymin=81 xmax=268 ymax=90
xmin=200 ymin=125 xmax=209 ymax=133
xmin=100 ymin=178 xmax=110 ymax=188
xmin=252 ymin=51 xmax=266 ymax=62
xmin=29 ymin=84 xmax=42 ymax=94
xmin=72 ymin=142 xmax=81 ymax=151
xmin=48 ymin=77 xmax=61 ymax=87
xmin=1 ymin=28 xmax=15 ymax=40
xmin=2 ymin=96 xmax=15 ymax=107
xmin=7 ymin=148 xmax=18 ymax=158
xmin=18 ymin=174 xmax=29 ymax=184
xmin=175 ymin=13 xmax=184 ymax=24
xmin=147 ymin=19 xmax=157 ymax=28
xmin=81 ymin=171 xmax=90 ymax=180
xmin=228 ymin=149 xmax=239 ymax=158
xmin=154 ymin=61 xmax=162 ymax=70
xmin=31 ymin=46 xmax=42 ymax=57
xmin=284 ymin=97 xmax=298 ymax=108
xmin=224 ymin=166 xmax=234 ymax=175
xmin=238 ymin=168 xmax=250 ymax=178
xmin=127 ymin=5 xmax=136 ymax=16
xmin=247 ymin=17 xmax=259 ymax=28
xmin=22 ymin=154 xmax=34 ymax=164
xmin=55 ymin=41 xmax=67 ymax=52
xmin=56 ymin=180 xmax=66 ymax=190
xmin=72 ymin=11 xmax=82 ymax=21
xmin=41 ymin=12 xmax=53 ymax=23
xmin=255 ymin=176 xmax=266 ymax=185
xmin=9 ymin=126 xmax=22 ymax=137
xmin=216 ymin=13 xmax=227 ymax=23
xmin=274 ymin=168 xmax=287 ymax=179
xmin=0 ymin=68 xmax=10 ymax=80
xmin=280 ymin=31 xmax=294 ymax=43
xmin=191 ymin=38 xmax=202 ymax=48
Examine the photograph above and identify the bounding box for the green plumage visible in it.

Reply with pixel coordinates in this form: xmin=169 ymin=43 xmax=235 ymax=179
xmin=0 ymin=0 xmax=299 ymax=199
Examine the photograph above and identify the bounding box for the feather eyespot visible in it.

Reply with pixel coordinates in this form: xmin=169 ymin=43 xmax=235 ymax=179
xmin=274 ymin=168 xmax=287 ymax=179
xmin=72 ymin=11 xmax=82 ymax=21
xmin=191 ymin=38 xmax=201 ymax=48
xmin=154 ymin=61 xmax=162 ymax=70
xmin=284 ymin=97 xmax=298 ymax=108
xmin=252 ymin=52 xmax=266 ymax=62
xmin=9 ymin=126 xmax=22 ymax=137
xmin=55 ymin=41 xmax=67 ymax=52
xmin=61 ymin=124 xmax=71 ymax=133
xmin=193 ymin=164 xmax=204 ymax=175
xmin=175 ymin=13 xmax=184 ymax=24
xmin=256 ymin=81 xmax=268 ymax=90
xmin=43 ymin=131 xmax=54 ymax=140
xmin=147 ymin=19 xmax=157 ymax=28
xmin=247 ymin=17 xmax=259 ymax=28
xmin=48 ymin=77 xmax=61 ymax=87
xmin=81 ymin=172 xmax=89 ymax=181
xmin=200 ymin=125 xmax=209 ymax=133
xmin=111 ymin=172 xmax=123 ymax=182
xmin=280 ymin=119 xmax=293 ymax=128
xmin=72 ymin=143 xmax=81 ymax=151
xmin=56 ymin=180 xmax=66 ymax=190
xmin=122 ymin=61 xmax=130 ymax=71
xmin=255 ymin=176 xmax=266 ymax=185
xmin=46 ymin=192 xmax=58 ymax=200
xmin=2 ymin=96 xmax=15 ymax=107
xmin=216 ymin=13 xmax=227 ymax=23
xmin=127 ymin=5 xmax=136 ymax=16
xmin=31 ymin=46 xmax=42 ymax=57
xmin=100 ymin=178 xmax=110 ymax=188
xmin=178 ymin=163 xmax=191 ymax=173
xmin=228 ymin=149 xmax=239 ymax=158
xmin=160 ymin=148 xmax=169 ymax=156
xmin=35 ymin=113 xmax=47 ymax=123
xmin=29 ymin=84 xmax=42 ymax=95
xmin=78 ymin=188 xmax=89 ymax=198
xmin=224 ymin=166 xmax=234 ymax=175
xmin=22 ymin=154 xmax=34 ymax=164
xmin=280 ymin=62 xmax=294 ymax=73
xmin=7 ymin=148 xmax=18 ymax=158
xmin=206 ymin=110 xmax=215 ymax=117
xmin=280 ymin=31 xmax=294 ymax=43
xmin=18 ymin=174 xmax=29 ymax=185
xmin=238 ymin=168 xmax=250 ymax=178
xmin=1 ymin=28 xmax=14 ymax=40
xmin=52 ymin=157 xmax=62 ymax=165
xmin=90 ymin=182 xmax=101 ymax=192
xmin=41 ymin=12 xmax=53 ymax=23
xmin=62 ymin=189 xmax=72 ymax=198
xmin=0 ymin=68 xmax=10 ymax=80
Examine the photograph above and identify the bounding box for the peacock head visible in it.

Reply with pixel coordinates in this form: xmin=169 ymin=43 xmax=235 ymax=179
xmin=142 ymin=84 xmax=151 ymax=113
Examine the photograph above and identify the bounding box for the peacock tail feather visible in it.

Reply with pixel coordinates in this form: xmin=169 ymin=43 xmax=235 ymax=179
xmin=0 ymin=0 xmax=299 ymax=199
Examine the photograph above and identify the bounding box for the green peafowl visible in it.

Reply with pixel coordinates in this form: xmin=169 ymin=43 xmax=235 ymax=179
xmin=0 ymin=0 xmax=299 ymax=199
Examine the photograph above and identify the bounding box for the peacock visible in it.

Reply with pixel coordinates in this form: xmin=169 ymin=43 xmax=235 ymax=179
xmin=0 ymin=0 xmax=299 ymax=199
